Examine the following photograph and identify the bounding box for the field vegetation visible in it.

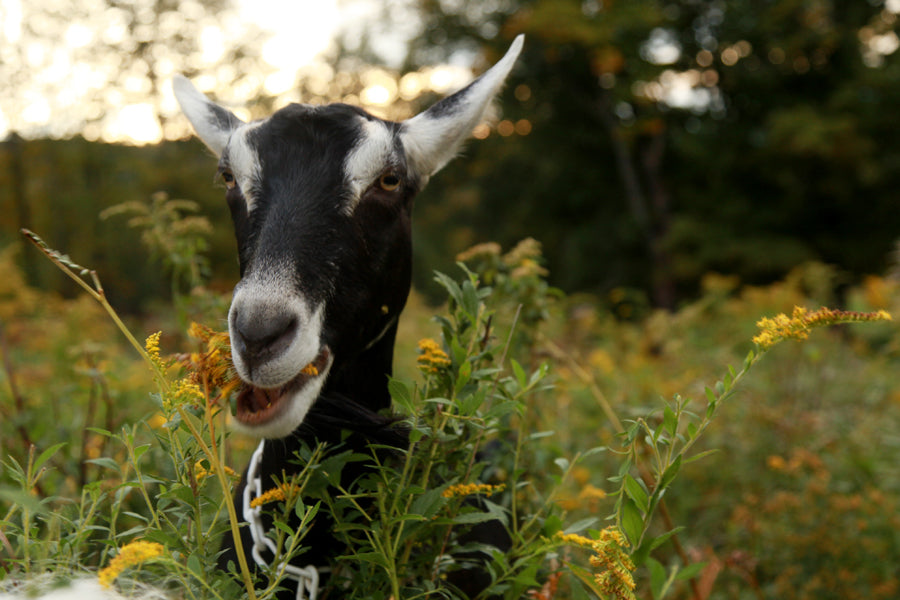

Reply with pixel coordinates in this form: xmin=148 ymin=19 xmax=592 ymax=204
xmin=1 ymin=215 xmax=897 ymax=599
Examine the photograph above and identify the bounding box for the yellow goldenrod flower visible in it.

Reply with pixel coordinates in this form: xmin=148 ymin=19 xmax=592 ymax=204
xmin=180 ymin=323 xmax=241 ymax=404
xmin=417 ymin=338 xmax=452 ymax=374
xmin=194 ymin=460 xmax=237 ymax=483
xmin=144 ymin=332 xmax=162 ymax=367
xmin=767 ymin=455 xmax=787 ymax=471
xmin=249 ymin=483 xmax=304 ymax=508
xmin=579 ymin=484 xmax=608 ymax=501
xmin=98 ymin=541 xmax=165 ymax=588
xmin=753 ymin=306 xmax=892 ymax=350
xmin=300 ymin=362 xmax=319 ymax=376
xmin=588 ymin=527 xmax=636 ymax=600
xmin=442 ymin=482 xmax=505 ymax=499
xmin=173 ymin=378 xmax=204 ymax=404
xmin=456 ymin=242 xmax=502 ymax=262
xmin=555 ymin=531 xmax=596 ymax=549
xmin=146 ymin=413 xmax=167 ymax=429
xmin=502 ymin=237 xmax=542 ymax=267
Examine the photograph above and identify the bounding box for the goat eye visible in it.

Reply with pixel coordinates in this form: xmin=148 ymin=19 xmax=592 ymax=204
xmin=378 ymin=173 xmax=401 ymax=192
xmin=222 ymin=169 xmax=237 ymax=190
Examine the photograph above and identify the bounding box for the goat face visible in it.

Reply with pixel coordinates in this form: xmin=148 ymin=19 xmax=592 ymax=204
xmin=174 ymin=36 xmax=523 ymax=439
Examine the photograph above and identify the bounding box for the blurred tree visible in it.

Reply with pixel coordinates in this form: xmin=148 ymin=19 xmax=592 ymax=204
xmin=365 ymin=0 xmax=900 ymax=307
xmin=0 ymin=0 xmax=271 ymax=142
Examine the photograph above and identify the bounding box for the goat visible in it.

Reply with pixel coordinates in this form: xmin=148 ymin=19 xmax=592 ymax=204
xmin=173 ymin=36 xmax=523 ymax=599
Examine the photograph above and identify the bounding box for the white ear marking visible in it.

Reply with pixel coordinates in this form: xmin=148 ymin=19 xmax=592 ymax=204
xmin=173 ymin=75 xmax=244 ymax=156
xmin=400 ymin=35 xmax=524 ymax=182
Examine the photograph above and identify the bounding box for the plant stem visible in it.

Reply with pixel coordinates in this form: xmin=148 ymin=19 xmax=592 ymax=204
xmin=176 ymin=405 xmax=258 ymax=600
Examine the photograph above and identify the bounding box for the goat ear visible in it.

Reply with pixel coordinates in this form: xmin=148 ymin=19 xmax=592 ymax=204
xmin=173 ymin=75 xmax=244 ymax=156
xmin=400 ymin=35 xmax=524 ymax=183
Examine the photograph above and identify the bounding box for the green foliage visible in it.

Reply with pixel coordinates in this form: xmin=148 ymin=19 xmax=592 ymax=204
xmin=1 ymin=228 xmax=898 ymax=600
xmin=101 ymin=192 xmax=213 ymax=297
xmin=396 ymin=0 xmax=900 ymax=304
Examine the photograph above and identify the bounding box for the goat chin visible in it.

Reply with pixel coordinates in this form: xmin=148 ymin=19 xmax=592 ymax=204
xmin=0 ymin=578 xmax=171 ymax=600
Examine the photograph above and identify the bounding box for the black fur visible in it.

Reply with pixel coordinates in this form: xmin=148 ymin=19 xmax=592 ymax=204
xmin=213 ymin=100 xmax=506 ymax=599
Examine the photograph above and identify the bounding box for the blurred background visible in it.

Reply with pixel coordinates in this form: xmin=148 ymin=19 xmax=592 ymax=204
xmin=3 ymin=2 xmax=900 ymax=598
xmin=3 ymin=0 xmax=900 ymax=312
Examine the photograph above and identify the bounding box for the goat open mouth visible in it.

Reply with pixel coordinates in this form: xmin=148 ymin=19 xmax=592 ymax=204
xmin=234 ymin=347 xmax=332 ymax=426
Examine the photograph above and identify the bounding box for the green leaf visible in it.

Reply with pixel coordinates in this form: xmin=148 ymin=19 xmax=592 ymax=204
xmin=744 ymin=350 xmax=756 ymax=369
xmin=388 ymin=378 xmax=414 ymax=413
xmin=647 ymin=557 xmax=667 ymax=600
xmin=273 ymin=520 xmax=296 ymax=536
xmin=450 ymin=510 xmax=498 ymax=525
xmin=568 ymin=563 xmax=606 ymax=597
xmin=686 ymin=422 xmax=698 ymax=440
xmin=433 ymin=271 xmax=464 ymax=307
xmin=86 ymin=457 xmax=121 ymax=473
xmin=623 ymin=474 xmax=649 ymax=513
xmin=620 ymin=498 xmax=644 ymax=547
xmin=662 ymin=405 xmax=677 ymax=437
xmin=460 ymin=279 xmax=480 ymax=317
xmin=675 ymin=561 xmax=707 ymax=581
xmin=34 ymin=442 xmax=67 ymax=474
xmin=554 ymin=457 xmax=570 ymax=472
xmin=410 ymin=488 xmax=445 ymax=519
xmin=683 ymin=449 xmax=719 ymax=464
xmin=648 ymin=527 xmax=685 ymax=551
xmin=187 ymin=553 xmax=203 ymax=578
xmin=563 ymin=517 xmax=598 ymax=534
xmin=0 ymin=488 xmax=43 ymax=514
xmin=510 ymin=359 xmax=527 ymax=389
xmin=132 ymin=444 xmax=152 ymax=463
xmin=542 ymin=513 xmax=564 ymax=537
xmin=454 ymin=360 xmax=472 ymax=395
xmin=659 ymin=455 xmax=682 ymax=491
xmin=348 ymin=552 xmax=391 ymax=570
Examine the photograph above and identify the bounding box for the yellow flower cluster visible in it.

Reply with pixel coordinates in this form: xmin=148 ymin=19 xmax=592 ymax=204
xmin=98 ymin=541 xmax=165 ymax=588
xmin=510 ymin=257 xmax=549 ymax=280
xmin=300 ymin=362 xmax=319 ymax=376
xmin=556 ymin=528 xmax=635 ymax=600
xmin=194 ymin=460 xmax=238 ymax=483
xmin=144 ymin=331 xmax=162 ymax=367
xmin=555 ymin=531 xmax=596 ymax=548
xmin=173 ymin=378 xmax=204 ymax=405
xmin=456 ymin=241 xmax=502 ymax=262
xmin=502 ymin=237 xmax=542 ymax=267
xmin=753 ymin=306 xmax=892 ymax=349
xmin=417 ymin=338 xmax=451 ymax=374
xmin=180 ymin=322 xmax=241 ymax=403
xmin=442 ymin=482 xmax=506 ymax=499
xmin=589 ymin=528 xmax=637 ymax=600
xmin=249 ymin=483 xmax=304 ymax=508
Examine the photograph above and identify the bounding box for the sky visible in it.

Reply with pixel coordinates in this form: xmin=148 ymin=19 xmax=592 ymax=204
xmin=0 ymin=0 xmax=474 ymax=144
xmin=241 ymin=0 xmax=341 ymax=72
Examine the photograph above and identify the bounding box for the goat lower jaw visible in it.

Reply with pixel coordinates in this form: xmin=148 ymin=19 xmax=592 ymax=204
xmin=234 ymin=347 xmax=332 ymax=435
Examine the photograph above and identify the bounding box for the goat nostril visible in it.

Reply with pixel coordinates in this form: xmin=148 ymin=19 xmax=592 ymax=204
xmin=235 ymin=311 xmax=299 ymax=362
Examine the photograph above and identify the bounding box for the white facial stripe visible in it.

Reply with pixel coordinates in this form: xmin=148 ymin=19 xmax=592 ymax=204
xmin=343 ymin=118 xmax=396 ymax=212
xmin=227 ymin=122 xmax=263 ymax=211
